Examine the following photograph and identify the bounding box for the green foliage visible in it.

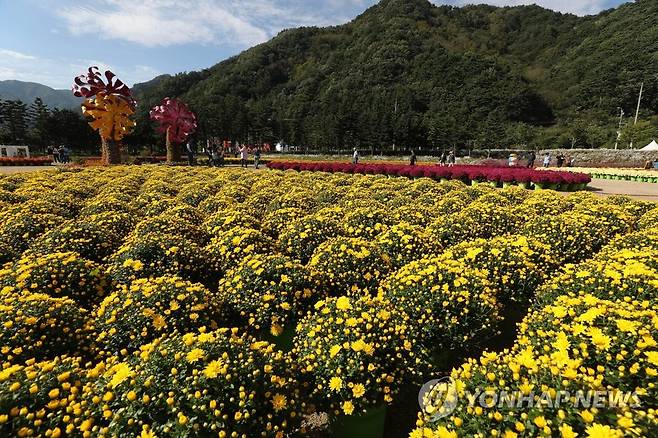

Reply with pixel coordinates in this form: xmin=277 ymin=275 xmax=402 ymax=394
xmin=0 ymin=97 xmax=98 ymax=153
xmin=619 ymin=119 xmax=658 ymax=149
xmin=131 ymin=0 xmax=657 ymax=151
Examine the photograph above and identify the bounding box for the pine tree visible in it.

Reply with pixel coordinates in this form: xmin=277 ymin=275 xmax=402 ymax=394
xmin=0 ymin=99 xmax=8 ymax=143
xmin=28 ymin=97 xmax=51 ymax=146
xmin=4 ymin=100 xmax=28 ymax=144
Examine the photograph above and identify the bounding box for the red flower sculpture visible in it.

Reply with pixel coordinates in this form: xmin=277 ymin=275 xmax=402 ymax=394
xmin=150 ymin=98 xmax=197 ymax=144
xmin=73 ymin=67 xmax=135 ymax=107
xmin=149 ymin=98 xmax=197 ymax=162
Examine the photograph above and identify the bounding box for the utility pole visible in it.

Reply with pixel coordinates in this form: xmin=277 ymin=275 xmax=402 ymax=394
xmin=614 ymin=107 xmax=624 ymax=150
xmin=629 ymin=82 xmax=644 ymax=149
xmin=392 ymin=95 xmax=398 ymax=153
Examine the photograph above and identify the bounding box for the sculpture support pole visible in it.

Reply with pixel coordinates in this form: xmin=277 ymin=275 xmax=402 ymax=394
xmin=166 ymin=126 xmax=181 ymax=162
xmin=101 ymin=136 xmax=122 ymax=165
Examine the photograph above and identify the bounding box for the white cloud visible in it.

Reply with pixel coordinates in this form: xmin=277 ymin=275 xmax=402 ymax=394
xmin=56 ymin=0 xmax=329 ymax=48
xmin=0 ymin=49 xmax=37 ymax=61
xmin=0 ymin=51 xmax=160 ymax=89
xmin=54 ymin=0 xmax=381 ymax=49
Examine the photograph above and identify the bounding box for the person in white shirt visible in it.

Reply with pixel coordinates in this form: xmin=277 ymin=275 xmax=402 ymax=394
xmin=240 ymin=145 xmax=248 ymax=168
xmin=543 ymin=153 xmax=551 ymax=168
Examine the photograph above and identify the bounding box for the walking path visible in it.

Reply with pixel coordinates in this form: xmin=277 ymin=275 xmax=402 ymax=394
xmin=586 ymin=178 xmax=658 ymax=202
xmin=0 ymin=166 xmax=55 ymax=174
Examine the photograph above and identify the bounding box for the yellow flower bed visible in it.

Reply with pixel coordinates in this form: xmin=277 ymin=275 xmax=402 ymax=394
xmin=0 ymin=166 xmax=654 ymax=437
xmin=551 ymin=167 xmax=658 ymax=183
xmin=414 ymin=218 xmax=658 ymax=437
xmin=413 ymin=294 xmax=658 ymax=437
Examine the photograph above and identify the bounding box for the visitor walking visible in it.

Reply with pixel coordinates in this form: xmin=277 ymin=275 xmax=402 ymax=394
xmin=543 ymin=153 xmax=551 ymax=168
xmin=254 ymin=147 xmax=261 ymax=169
xmin=204 ymin=140 xmax=213 ymax=166
xmin=410 ymin=150 xmax=417 ymax=166
xmin=186 ymin=138 xmax=196 ymax=166
xmin=527 ymin=150 xmax=536 ymax=168
xmin=447 ymin=151 xmax=455 ymax=167
xmin=211 ymin=145 xmax=222 ymax=167
xmin=240 ymin=144 xmax=248 ymax=168
xmin=55 ymin=144 xmax=65 ymax=164
xmin=61 ymin=145 xmax=70 ymax=163
xmin=352 ymin=148 xmax=360 ymax=165
xmin=47 ymin=145 xmax=57 ymax=163
xmin=439 ymin=151 xmax=447 ymax=166
xmin=556 ymin=153 xmax=565 ymax=168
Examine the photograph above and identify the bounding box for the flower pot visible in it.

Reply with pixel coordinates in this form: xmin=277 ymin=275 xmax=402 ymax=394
xmin=549 ymin=183 xmax=560 ymax=191
xmin=332 ymin=405 xmax=387 ymax=438
xmin=518 ymin=182 xmax=531 ymax=189
xmin=533 ymin=182 xmax=552 ymax=190
xmin=502 ymin=182 xmax=516 ymax=188
xmin=262 ymin=325 xmax=295 ymax=352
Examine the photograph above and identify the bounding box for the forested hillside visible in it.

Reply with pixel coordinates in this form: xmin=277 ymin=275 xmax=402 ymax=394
xmin=131 ymin=0 xmax=658 ymax=152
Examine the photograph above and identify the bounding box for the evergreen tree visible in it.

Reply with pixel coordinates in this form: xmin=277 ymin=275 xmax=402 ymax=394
xmin=28 ymin=97 xmax=51 ymax=146
xmin=1 ymin=100 xmax=29 ymax=143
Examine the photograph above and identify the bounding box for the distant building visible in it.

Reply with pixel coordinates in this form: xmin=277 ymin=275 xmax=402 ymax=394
xmin=0 ymin=145 xmax=30 ymax=158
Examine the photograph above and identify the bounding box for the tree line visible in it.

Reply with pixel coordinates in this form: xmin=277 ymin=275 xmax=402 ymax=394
xmin=0 ymin=98 xmax=97 ymax=152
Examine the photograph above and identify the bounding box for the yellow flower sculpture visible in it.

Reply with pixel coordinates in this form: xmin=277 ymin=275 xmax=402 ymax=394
xmin=82 ymin=92 xmax=136 ymax=141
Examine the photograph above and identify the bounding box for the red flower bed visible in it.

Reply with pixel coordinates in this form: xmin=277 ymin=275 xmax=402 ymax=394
xmin=0 ymin=157 xmax=52 ymax=166
xmin=267 ymin=161 xmax=591 ymax=190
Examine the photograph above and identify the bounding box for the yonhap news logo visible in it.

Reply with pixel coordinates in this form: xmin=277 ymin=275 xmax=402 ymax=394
xmin=418 ymin=377 xmax=642 ymax=422
xmin=418 ymin=377 xmax=459 ymax=421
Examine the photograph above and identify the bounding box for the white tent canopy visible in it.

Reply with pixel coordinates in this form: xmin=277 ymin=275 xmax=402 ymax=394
xmin=641 ymin=140 xmax=658 ymax=151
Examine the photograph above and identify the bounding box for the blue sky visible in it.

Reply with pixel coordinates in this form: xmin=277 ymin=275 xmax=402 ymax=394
xmin=0 ymin=0 xmax=628 ymax=89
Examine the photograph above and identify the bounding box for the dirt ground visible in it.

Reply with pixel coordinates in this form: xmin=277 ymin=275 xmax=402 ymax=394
xmin=0 ymin=166 xmax=55 ymax=174
xmin=586 ymin=178 xmax=658 ymax=202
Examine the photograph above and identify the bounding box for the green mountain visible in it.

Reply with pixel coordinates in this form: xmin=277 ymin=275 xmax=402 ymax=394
xmin=133 ymin=0 xmax=658 ymax=151
xmin=131 ymin=74 xmax=172 ymax=96
xmin=0 ymin=80 xmax=82 ymax=110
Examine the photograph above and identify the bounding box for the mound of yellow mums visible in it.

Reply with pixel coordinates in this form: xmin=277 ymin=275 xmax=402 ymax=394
xmin=0 ymin=165 xmax=654 ymax=437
